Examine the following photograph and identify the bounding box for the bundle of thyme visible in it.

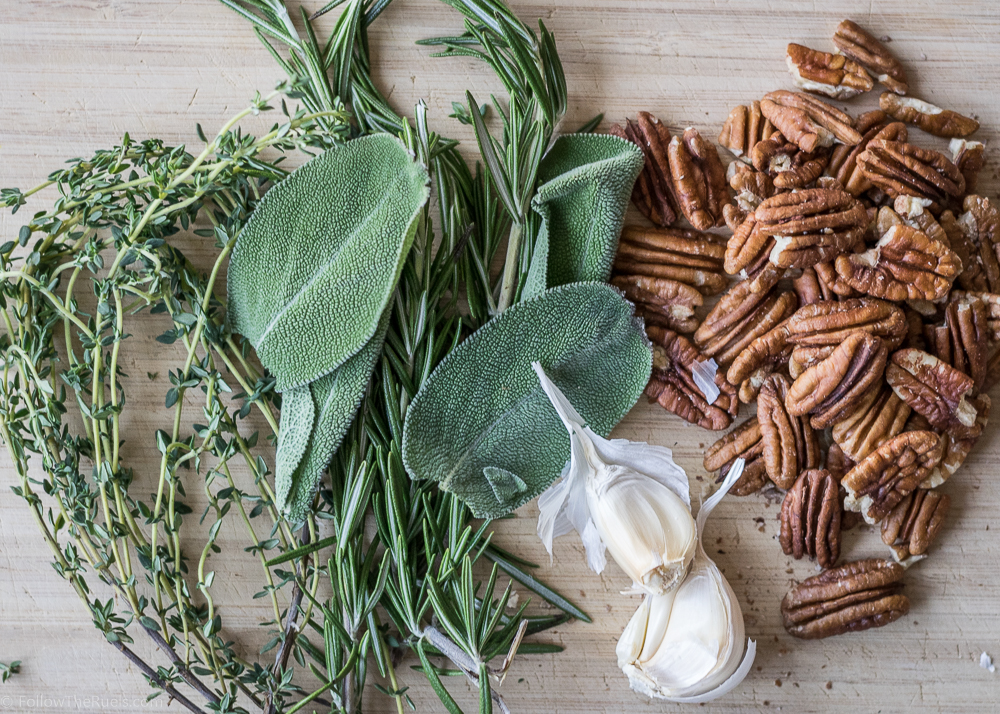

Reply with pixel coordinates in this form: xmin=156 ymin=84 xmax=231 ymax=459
xmin=1 ymin=1 xmax=589 ymax=712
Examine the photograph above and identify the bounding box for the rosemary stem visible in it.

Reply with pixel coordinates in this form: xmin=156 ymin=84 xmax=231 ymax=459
xmin=496 ymin=219 xmax=524 ymax=313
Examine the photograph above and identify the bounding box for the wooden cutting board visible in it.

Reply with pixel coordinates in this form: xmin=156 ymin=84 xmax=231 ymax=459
xmin=2 ymin=1 xmax=999 ymax=712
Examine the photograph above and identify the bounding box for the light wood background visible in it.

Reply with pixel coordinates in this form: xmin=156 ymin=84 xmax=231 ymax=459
xmin=2 ymin=1 xmax=1000 ymax=712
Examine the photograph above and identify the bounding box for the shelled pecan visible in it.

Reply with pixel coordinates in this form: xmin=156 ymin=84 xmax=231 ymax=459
xmin=718 ymin=101 xmax=782 ymax=163
xmin=880 ymin=93 xmax=980 ymax=139
xmin=726 ymin=319 xmax=793 ymax=401
xmin=841 ymin=430 xmax=943 ymax=524
xmin=927 ymin=296 xmax=989 ymax=392
xmin=750 ymin=136 xmax=829 ymax=190
xmin=953 ymin=195 xmax=1000 ymax=293
xmin=922 ymin=393 xmax=990 ymax=487
xmin=609 ymin=113 xmax=678 ymax=226
xmin=757 ymin=188 xmax=868 ymax=269
xmin=793 ymin=267 xmax=837 ymax=305
xmin=785 ymin=298 xmax=906 ymax=350
xmin=825 ymin=110 xmax=894 ymax=196
xmin=881 ymin=489 xmax=950 ymax=563
xmin=781 ymin=559 xmax=909 ymax=639
xmin=611 ymin=274 xmax=703 ymax=333
xmin=760 ymin=90 xmax=862 ymax=152
xmin=780 ymin=469 xmax=841 ymax=568
xmin=857 ymin=139 xmax=965 ymax=212
xmin=814 ymin=260 xmax=861 ymax=298
xmin=786 ymin=332 xmax=889 ymax=429
xmin=614 ymin=225 xmax=729 ymax=295
xmin=832 ymin=20 xmax=909 ymax=94
xmin=668 ymin=128 xmax=731 ymax=230
xmin=952 ymin=290 xmax=1000 ymax=342
xmin=694 ymin=286 xmax=797 ymax=365
xmin=832 ymin=385 xmax=911 ymax=462
xmin=789 ymin=344 xmax=835 ymax=378
xmin=759 ymin=374 xmax=821 ymax=489
xmin=703 ymin=418 xmax=768 ymax=496
xmin=951 ymin=139 xmax=985 ymax=196
xmin=645 ymin=326 xmax=739 ymax=430
xmin=892 ymin=196 xmax=951 ymax=248
xmin=786 ymin=43 xmax=873 ymax=99
xmin=825 ymin=443 xmax=863 ymax=531
xmin=834 ymin=225 xmax=962 ymax=302
xmin=886 ymin=348 xmax=979 ymax=435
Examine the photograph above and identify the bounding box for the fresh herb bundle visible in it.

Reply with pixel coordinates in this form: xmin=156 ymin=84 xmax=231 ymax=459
xmin=1 ymin=1 xmax=646 ymax=712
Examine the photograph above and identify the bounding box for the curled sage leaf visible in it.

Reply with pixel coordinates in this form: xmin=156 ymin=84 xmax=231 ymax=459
xmin=228 ymin=134 xmax=429 ymax=391
xmin=401 ymin=282 xmax=652 ymax=519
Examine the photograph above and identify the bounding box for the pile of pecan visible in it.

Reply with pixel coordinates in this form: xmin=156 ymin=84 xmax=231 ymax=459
xmin=610 ymin=19 xmax=992 ymax=640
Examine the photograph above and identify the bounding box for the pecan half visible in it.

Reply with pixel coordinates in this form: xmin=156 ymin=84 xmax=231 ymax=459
xmin=611 ymin=275 xmax=703 ymax=334
xmin=614 ymin=225 xmax=729 ymax=295
xmin=786 ymin=332 xmax=889 ymax=429
xmin=902 ymin=305 xmax=927 ymax=350
xmin=786 ymin=43 xmax=874 ymax=99
xmin=780 ymin=469 xmax=841 ymax=568
xmin=880 ymin=93 xmax=980 ymax=139
xmin=832 ymin=385 xmax=911 ymax=462
xmin=759 ymin=374 xmax=821 ymax=489
xmin=645 ymin=326 xmax=739 ymax=430
xmin=841 ymin=430 xmax=943 ymax=524
xmin=857 ymin=139 xmax=965 ymax=212
xmin=718 ymin=101 xmax=782 ymax=163
xmin=727 ymin=319 xmax=793 ymax=391
xmin=953 ymin=290 xmax=1000 ymax=342
xmin=825 ymin=110 xmax=894 ymax=196
xmin=886 ymin=348 xmax=978 ymax=435
xmin=833 ymin=20 xmax=909 ymax=95
xmin=881 ymin=489 xmax=950 ymax=563
xmin=922 ymin=393 xmax=990 ymax=487
xmin=930 ymin=296 xmax=989 ymax=392
xmin=951 ymin=139 xmax=985 ymax=196
xmin=789 ymin=344 xmax=835 ymax=378
xmin=953 ymin=195 xmax=1000 ymax=293
xmin=781 ymin=558 xmax=909 ymax=639
xmin=826 ymin=443 xmax=863 ymax=531
xmin=814 ymin=260 xmax=861 ymax=298
xmin=704 ymin=418 xmax=768 ymax=496
xmin=892 ymin=196 xmax=951 ymax=248
xmin=761 ymin=90 xmax=862 ymax=152
xmin=750 ymin=136 xmax=829 ymax=190
xmin=695 ymin=286 xmax=797 ymax=366
xmin=793 ymin=267 xmax=838 ymax=305
xmin=667 ymin=129 xmax=731 ymax=230
xmin=834 ymin=224 xmax=962 ymax=302
xmin=785 ymin=298 xmax=906 ymax=349
xmin=609 ymin=113 xmax=678 ymax=226
xmin=754 ymin=188 xmax=868 ymax=269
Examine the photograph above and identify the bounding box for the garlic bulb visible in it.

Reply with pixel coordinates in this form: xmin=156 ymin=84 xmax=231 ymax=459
xmin=616 ymin=460 xmax=756 ymax=703
xmin=533 ymin=363 xmax=696 ymax=594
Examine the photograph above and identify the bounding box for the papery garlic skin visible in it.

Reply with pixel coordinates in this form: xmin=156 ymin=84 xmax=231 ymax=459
xmin=533 ymin=363 xmax=696 ymax=595
xmin=616 ymin=460 xmax=756 ymax=703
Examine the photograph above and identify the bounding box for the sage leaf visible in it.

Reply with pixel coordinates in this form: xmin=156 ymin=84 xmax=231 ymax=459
xmin=274 ymin=385 xmax=316 ymax=490
xmin=521 ymin=221 xmax=549 ymax=301
xmin=227 ymin=134 xmax=430 ymax=391
xmin=402 ymin=282 xmax=652 ymax=519
xmin=276 ymin=311 xmax=390 ymax=523
xmin=531 ymin=134 xmax=643 ymax=288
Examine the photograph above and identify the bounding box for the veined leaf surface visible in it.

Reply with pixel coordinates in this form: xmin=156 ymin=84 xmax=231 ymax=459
xmin=531 ymin=134 xmax=643 ymax=289
xmin=401 ymin=282 xmax=652 ymax=518
xmin=227 ymin=134 xmax=429 ymax=391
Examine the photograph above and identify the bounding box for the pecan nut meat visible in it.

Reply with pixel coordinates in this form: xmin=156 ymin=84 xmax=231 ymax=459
xmin=952 ymin=290 xmax=1000 ymax=342
xmin=857 ymin=139 xmax=965 ymax=212
xmin=780 ymin=469 xmax=842 ymax=568
xmin=667 ymin=128 xmax=731 ymax=230
xmin=614 ymin=225 xmax=729 ymax=295
xmin=750 ymin=136 xmax=829 ymax=190
xmin=834 ymin=224 xmax=962 ymax=302
xmin=781 ymin=558 xmax=909 ymax=640
xmin=786 ymin=43 xmax=874 ymax=100
xmin=695 ymin=287 xmax=798 ymax=366
xmin=832 ymin=20 xmax=909 ymax=95
xmin=726 ymin=319 xmax=793 ymax=393
xmin=704 ymin=418 xmax=768 ymax=496
xmin=718 ymin=100 xmax=782 ymax=163
xmin=927 ymin=296 xmax=989 ymax=392
xmin=785 ymin=298 xmax=906 ymax=349
xmin=609 ymin=113 xmax=678 ymax=226
xmin=825 ymin=443 xmax=863 ymax=531
xmin=759 ymin=374 xmax=821 ymax=489
xmin=886 ymin=348 xmax=979 ymax=435
xmin=892 ymin=196 xmax=951 ymax=249
xmin=841 ymin=430 xmax=944 ymax=524
xmin=786 ymin=332 xmax=889 ymax=429
xmin=881 ymin=489 xmax=950 ymax=564
xmin=756 ymin=188 xmax=868 ymax=269
xmin=832 ymin=385 xmax=911 ymax=463
xmin=922 ymin=393 xmax=990 ymax=488
xmin=951 ymin=139 xmax=985 ymax=196
xmin=952 ymin=194 xmax=1000 ymax=293
xmin=645 ymin=326 xmax=739 ymax=430
xmin=611 ymin=274 xmax=703 ymax=334
xmin=825 ymin=110 xmax=896 ymax=196
xmin=761 ymin=90 xmax=862 ymax=152
xmin=880 ymin=93 xmax=980 ymax=139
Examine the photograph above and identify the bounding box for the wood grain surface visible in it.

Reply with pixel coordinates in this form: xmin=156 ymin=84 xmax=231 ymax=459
xmin=2 ymin=1 xmax=1000 ymax=712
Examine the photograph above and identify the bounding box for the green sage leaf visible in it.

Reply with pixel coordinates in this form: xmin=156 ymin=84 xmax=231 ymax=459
xmin=274 ymin=385 xmax=316 ymax=488
xmin=227 ymin=134 xmax=429 ymax=391
xmin=276 ymin=311 xmax=390 ymax=522
xmin=401 ymin=282 xmax=651 ymax=518
xmin=531 ymin=134 xmax=643 ymax=288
